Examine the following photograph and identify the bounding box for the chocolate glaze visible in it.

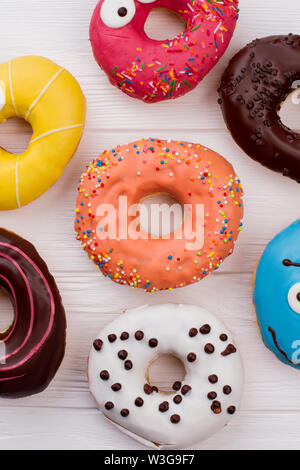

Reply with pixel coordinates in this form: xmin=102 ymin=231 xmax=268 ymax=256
xmin=218 ymin=34 xmax=300 ymax=182
xmin=0 ymin=229 xmax=66 ymax=398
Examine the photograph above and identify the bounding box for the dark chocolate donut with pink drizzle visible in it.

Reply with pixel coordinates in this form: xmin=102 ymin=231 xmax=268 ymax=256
xmin=0 ymin=229 xmax=66 ymax=398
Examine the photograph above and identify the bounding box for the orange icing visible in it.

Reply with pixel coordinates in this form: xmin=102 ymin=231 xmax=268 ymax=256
xmin=75 ymin=139 xmax=244 ymax=292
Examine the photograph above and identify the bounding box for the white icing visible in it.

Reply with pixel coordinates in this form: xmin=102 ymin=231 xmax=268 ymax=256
xmin=100 ymin=0 xmax=136 ymax=29
xmin=288 ymin=282 xmax=300 ymax=314
xmin=0 ymin=81 xmax=5 ymax=112
xmin=137 ymin=0 xmax=156 ymax=3
xmin=89 ymin=304 xmax=244 ymax=449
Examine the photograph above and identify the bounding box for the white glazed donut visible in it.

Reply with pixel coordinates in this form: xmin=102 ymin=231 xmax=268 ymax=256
xmin=88 ymin=304 xmax=244 ymax=449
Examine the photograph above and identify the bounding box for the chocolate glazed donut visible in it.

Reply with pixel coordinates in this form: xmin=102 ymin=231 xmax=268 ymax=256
xmin=0 ymin=229 xmax=66 ymax=398
xmin=218 ymin=34 xmax=300 ymax=182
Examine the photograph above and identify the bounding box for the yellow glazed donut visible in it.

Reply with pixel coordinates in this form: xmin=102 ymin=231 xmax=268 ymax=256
xmin=0 ymin=56 xmax=86 ymax=210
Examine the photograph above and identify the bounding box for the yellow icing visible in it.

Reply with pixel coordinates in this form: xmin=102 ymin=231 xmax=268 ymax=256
xmin=0 ymin=56 xmax=86 ymax=210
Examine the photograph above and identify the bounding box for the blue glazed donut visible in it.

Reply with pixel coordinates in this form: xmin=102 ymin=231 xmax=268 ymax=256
xmin=253 ymin=220 xmax=300 ymax=369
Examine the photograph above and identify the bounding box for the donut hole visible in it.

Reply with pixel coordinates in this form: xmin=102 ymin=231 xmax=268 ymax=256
xmin=278 ymin=85 xmax=300 ymax=132
xmin=147 ymin=354 xmax=186 ymax=393
xmin=0 ymin=117 xmax=33 ymax=155
xmin=0 ymin=288 xmax=15 ymax=334
xmin=139 ymin=193 xmax=183 ymax=237
xmin=144 ymin=8 xmax=186 ymax=41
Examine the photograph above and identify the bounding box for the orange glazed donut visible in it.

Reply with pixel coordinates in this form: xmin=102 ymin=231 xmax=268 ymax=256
xmin=75 ymin=139 xmax=244 ymax=292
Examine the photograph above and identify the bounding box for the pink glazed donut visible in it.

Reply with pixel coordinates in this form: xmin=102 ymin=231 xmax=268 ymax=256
xmin=90 ymin=0 xmax=239 ymax=103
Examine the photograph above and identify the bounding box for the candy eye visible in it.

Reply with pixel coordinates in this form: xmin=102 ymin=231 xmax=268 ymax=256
xmin=100 ymin=0 xmax=136 ymax=28
xmin=287 ymin=282 xmax=300 ymax=314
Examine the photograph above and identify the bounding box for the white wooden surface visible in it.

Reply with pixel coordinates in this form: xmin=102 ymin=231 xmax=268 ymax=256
xmin=0 ymin=0 xmax=300 ymax=450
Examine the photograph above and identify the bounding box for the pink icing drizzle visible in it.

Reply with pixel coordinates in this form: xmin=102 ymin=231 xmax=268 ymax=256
xmin=0 ymin=242 xmax=55 ymax=372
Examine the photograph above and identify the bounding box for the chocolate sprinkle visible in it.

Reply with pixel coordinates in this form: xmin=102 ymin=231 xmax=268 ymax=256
xmin=120 ymin=332 xmax=129 ymax=341
xmin=144 ymin=384 xmax=153 ymax=395
xmin=211 ymin=401 xmax=222 ymax=414
xmin=124 ymin=360 xmax=133 ymax=370
xmin=121 ymin=409 xmax=130 ymax=417
xmin=135 ymin=330 xmax=144 ymax=341
xmin=200 ymin=324 xmax=211 ymax=335
xmin=189 ymin=328 xmax=198 ymax=337
xmin=100 ymin=370 xmax=109 ymax=381
xmin=172 ymin=381 xmax=182 ymax=391
xmin=173 ymin=395 xmax=182 ymax=404
xmin=111 ymin=383 xmax=122 ymax=392
xmin=187 ymin=352 xmax=197 ymax=363
xmin=223 ymin=385 xmax=232 ymax=395
xmin=93 ymin=339 xmax=103 ymax=351
xmin=159 ymin=401 xmax=169 ymax=412
xmin=220 ymin=334 xmax=228 ymax=342
xmin=181 ymin=385 xmax=192 ymax=396
xmin=170 ymin=414 xmax=181 ymax=424
xmin=118 ymin=350 xmax=128 ymax=360
xmin=221 ymin=344 xmax=237 ymax=356
xmin=208 ymin=375 xmax=218 ymax=384
xmin=135 ymin=397 xmax=144 ymax=407
xmin=108 ymin=334 xmax=117 ymax=343
xmin=227 ymin=406 xmax=236 ymax=415
xmin=105 ymin=401 xmax=114 ymax=410
xmin=204 ymin=343 xmax=215 ymax=354
xmin=149 ymin=338 xmax=158 ymax=348
xmin=207 ymin=391 xmax=217 ymax=400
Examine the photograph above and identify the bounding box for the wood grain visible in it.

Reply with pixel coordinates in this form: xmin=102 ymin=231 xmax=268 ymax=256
xmin=0 ymin=0 xmax=300 ymax=450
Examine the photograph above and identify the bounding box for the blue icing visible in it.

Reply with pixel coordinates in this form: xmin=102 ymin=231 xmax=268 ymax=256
xmin=253 ymin=220 xmax=300 ymax=369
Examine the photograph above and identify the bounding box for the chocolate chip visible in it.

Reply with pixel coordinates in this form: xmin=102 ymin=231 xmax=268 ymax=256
xmin=105 ymin=402 xmax=114 ymax=410
xmin=149 ymin=338 xmax=158 ymax=348
xmin=100 ymin=370 xmax=109 ymax=381
xmin=93 ymin=339 xmax=103 ymax=351
xmin=152 ymin=386 xmax=159 ymax=393
xmin=124 ymin=360 xmax=133 ymax=370
xmin=159 ymin=401 xmax=169 ymax=412
xmin=221 ymin=344 xmax=237 ymax=356
xmin=135 ymin=330 xmax=144 ymax=341
xmin=227 ymin=406 xmax=236 ymax=415
xmin=220 ymin=334 xmax=228 ymax=342
xmin=208 ymin=375 xmax=218 ymax=384
xmin=200 ymin=324 xmax=211 ymax=335
xmin=111 ymin=383 xmax=122 ymax=392
xmin=187 ymin=353 xmax=197 ymax=362
xmin=118 ymin=350 xmax=128 ymax=360
xmin=121 ymin=409 xmax=130 ymax=417
xmin=173 ymin=395 xmax=182 ymax=404
xmin=204 ymin=343 xmax=215 ymax=354
xmin=144 ymin=384 xmax=153 ymax=395
xmin=170 ymin=414 xmax=181 ymax=424
xmin=207 ymin=391 xmax=217 ymax=400
xmin=108 ymin=334 xmax=117 ymax=343
xmin=135 ymin=397 xmax=144 ymax=407
xmin=181 ymin=385 xmax=192 ymax=396
xmin=211 ymin=401 xmax=222 ymax=414
xmin=223 ymin=385 xmax=232 ymax=395
xmin=118 ymin=7 xmax=127 ymax=17
xmin=189 ymin=328 xmax=198 ymax=337
xmin=120 ymin=332 xmax=129 ymax=341
xmin=172 ymin=381 xmax=182 ymax=391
